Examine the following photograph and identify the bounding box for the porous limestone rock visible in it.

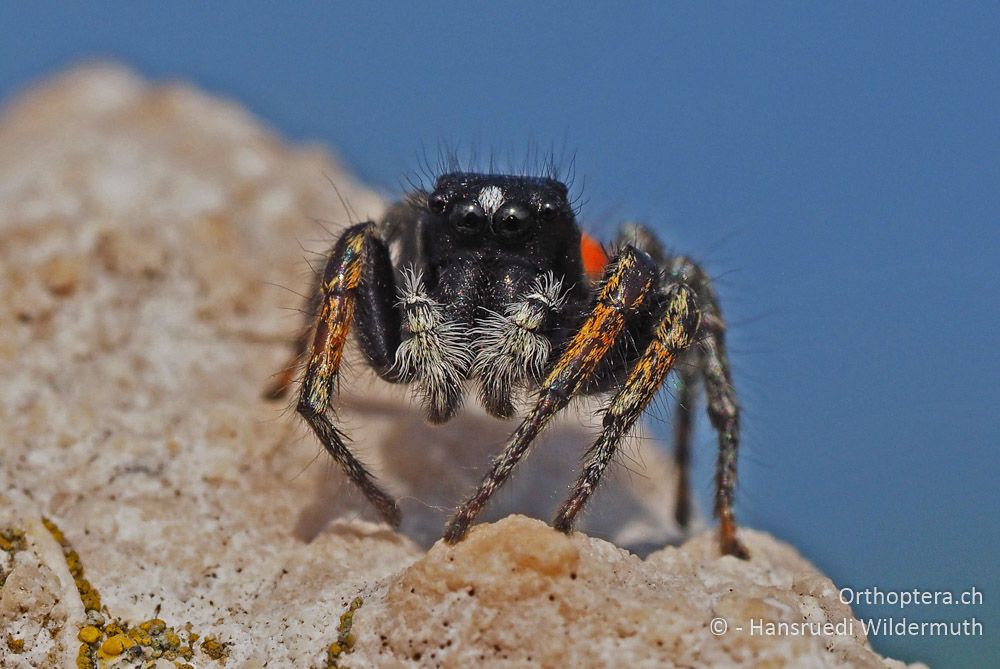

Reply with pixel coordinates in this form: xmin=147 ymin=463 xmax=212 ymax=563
xmin=350 ymin=516 xmax=927 ymax=669
xmin=0 ymin=65 xmax=926 ymax=668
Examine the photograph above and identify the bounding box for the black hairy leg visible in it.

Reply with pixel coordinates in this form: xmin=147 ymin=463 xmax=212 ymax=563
xmin=700 ymin=310 xmax=748 ymax=558
xmin=443 ymin=246 xmax=658 ymax=543
xmin=552 ymin=282 xmax=701 ymax=531
xmin=293 ymin=222 xmax=401 ymax=527
xmin=661 ymin=243 xmax=749 ymax=558
xmin=671 ymin=364 xmax=698 ymax=529
xmin=614 ymin=222 xmax=748 ymax=557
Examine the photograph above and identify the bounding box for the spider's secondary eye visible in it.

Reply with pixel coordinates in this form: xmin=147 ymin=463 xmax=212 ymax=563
xmin=427 ymin=192 xmax=447 ymax=213
xmin=493 ymin=202 xmax=533 ymax=239
xmin=539 ymin=201 xmax=560 ymax=221
xmin=449 ymin=201 xmax=486 ymax=233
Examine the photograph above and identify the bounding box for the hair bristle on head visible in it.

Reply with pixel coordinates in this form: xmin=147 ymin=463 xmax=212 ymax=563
xmin=408 ymin=142 xmax=578 ymax=199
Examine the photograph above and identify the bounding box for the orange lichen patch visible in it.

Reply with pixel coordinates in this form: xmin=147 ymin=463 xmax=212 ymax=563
xmin=324 ymin=597 xmax=363 ymax=668
xmin=48 ymin=514 xmax=107 ymax=669
xmin=6 ymin=635 xmax=25 ymax=653
xmin=580 ymin=232 xmax=609 ymax=280
xmin=97 ymin=633 xmax=135 ymax=659
xmin=0 ymin=526 xmax=27 ymax=553
xmin=200 ymin=635 xmax=229 ymax=661
xmin=42 ymin=517 xmax=103 ymax=614
xmin=74 ymin=616 xmax=198 ymax=668
xmin=77 ymin=626 xmax=102 ymax=645
xmin=77 ymin=643 xmax=95 ymax=669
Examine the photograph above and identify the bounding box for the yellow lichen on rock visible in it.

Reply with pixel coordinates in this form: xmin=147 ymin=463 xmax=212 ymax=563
xmin=0 ymin=528 xmax=27 ymax=554
xmin=78 ymin=626 xmax=102 ymax=644
xmin=42 ymin=516 xmax=103 ymax=615
xmin=325 ymin=597 xmax=363 ymax=668
xmin=199 ymin=635 xmax=228 ymax=661
xmin=98 ymin=633 xmax=135 ymax=658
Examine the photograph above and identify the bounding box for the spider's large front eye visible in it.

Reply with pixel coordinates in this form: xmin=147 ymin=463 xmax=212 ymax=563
xmin=493 ymin=202 xmax=533 ymax=239
xmin=449 ymin=201 xmax=486 ymax=233
xmin=427 ymin=192 xmax=447 ymax=213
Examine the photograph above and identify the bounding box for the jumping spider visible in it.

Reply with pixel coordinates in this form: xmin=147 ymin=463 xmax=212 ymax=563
xmin=266 ymin=172 xmax=748 ymax=558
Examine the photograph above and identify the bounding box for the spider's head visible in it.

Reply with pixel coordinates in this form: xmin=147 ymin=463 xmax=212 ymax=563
xmin=422 ymin=173 xmax=583 ymax=283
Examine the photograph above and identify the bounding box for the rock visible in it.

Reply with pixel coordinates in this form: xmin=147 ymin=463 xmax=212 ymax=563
xmin=0 ymin=64 xmax=926 ymax=668
xmin=350 ymin=516 xmax=930 ymax=669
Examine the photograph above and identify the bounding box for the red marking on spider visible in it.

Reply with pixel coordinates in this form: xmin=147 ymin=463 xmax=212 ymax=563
xmin=580 ymin=232 xmax=609 ymax=279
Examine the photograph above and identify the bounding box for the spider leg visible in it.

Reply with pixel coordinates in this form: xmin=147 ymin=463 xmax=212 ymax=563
xmin=618 ymin=223 xmax=749 ymax=558
xmin=265 ymin=219 xmax=406 ymax=399
xmin=552 ymin=283 xmax=700 ymax=531
xmin=443 ymin=247 xmax=659 ymax=543
xmin=666 ymin=253 xmax=748 ymax=558
xmin=352 ymin=224 xmax=405 ymax=379
xmin=700 ymin=312 xmax=748 ymax=558
xmin=295 ymin=222 xmax=400 ymax=527
xmin=672 ymin=361 xmax=698 ymax=529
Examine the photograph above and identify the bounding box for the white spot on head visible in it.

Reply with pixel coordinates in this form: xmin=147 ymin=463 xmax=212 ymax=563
xmin=478 ymin=186 xmax=505 ymax=216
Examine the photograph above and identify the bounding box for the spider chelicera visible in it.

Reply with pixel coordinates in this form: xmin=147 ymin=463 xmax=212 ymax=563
xmin=266 ymin=171 xmax=748 ymax=558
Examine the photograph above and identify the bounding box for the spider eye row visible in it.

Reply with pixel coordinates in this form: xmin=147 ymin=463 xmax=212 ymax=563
xmin=428 ymin=193 xmax=561 ymax=238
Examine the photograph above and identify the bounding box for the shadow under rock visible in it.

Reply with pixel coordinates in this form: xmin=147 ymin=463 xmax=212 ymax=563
xmin=291 ymin=380 xmax=700 ymax=558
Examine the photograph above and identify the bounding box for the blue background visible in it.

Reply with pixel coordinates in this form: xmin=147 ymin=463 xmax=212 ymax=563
xmin=2 ymin=3 xmax=996 ymax=666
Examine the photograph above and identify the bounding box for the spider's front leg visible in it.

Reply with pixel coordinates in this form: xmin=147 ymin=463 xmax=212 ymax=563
xmin=552 ymin=283 xmax=699 ymax=530
xmin=443 ymin=247 xmax=659 ymax=543
xmin=293 ymin=222 xmax=401 ymax=527
xmin=264 ymin=217 xmax=404 ymax=400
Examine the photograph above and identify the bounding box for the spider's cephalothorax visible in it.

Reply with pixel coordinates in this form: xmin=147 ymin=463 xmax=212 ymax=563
xmin=266 ymin=172 xmax=749 ymax=558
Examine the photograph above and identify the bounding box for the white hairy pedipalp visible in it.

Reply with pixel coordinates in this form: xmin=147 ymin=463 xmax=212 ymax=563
xmin=470 ymin=273 xmax=566 ymax=396
xmin=393 ymin=269 xmax=472 ymax=417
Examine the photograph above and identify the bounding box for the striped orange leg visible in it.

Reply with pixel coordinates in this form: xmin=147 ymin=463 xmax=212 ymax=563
xmin=443 ymin=247 xmax=658 ymax=543
xmin=296 ymin=222 xmax=400 ymax=527
xmin=553 ymin=284 xmax=700 ymax=532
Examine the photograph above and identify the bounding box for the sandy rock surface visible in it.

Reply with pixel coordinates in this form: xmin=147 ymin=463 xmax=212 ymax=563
xmin=0 ymin=65 xmax=925 ymax=668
